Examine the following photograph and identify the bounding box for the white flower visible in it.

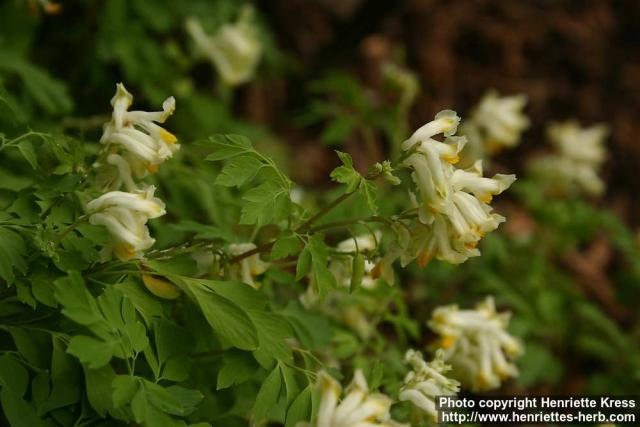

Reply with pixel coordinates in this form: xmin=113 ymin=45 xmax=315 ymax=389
xmin=467 ymin=90 xmax=529 ymax=154
xmin=329 ymin=233 xmax=381 ymax=290
xmin=227 ymin=243 xmax=269 ymax=288
xmin=186 ymin=6 xmax=262 ymax=86
xmin=87 ymin=186 xmax=166 ymax=261
xmin=529 ymin=121 xmax=608 ymax=196
xmin=399 ymin=112 xmax=515 ymax=266
xmin=303 ymin=370 xmax=404 ymax=427
xmin=399 ymin=349 xmax=460 ymax=421
xmin=101 ymin=83 xmax=179 ymax=179
xmin=428 ymin=297 xmax=523 ymax=391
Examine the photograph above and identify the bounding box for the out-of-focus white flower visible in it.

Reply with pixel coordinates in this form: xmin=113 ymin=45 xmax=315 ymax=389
xmin=529 ymin=121 xmax=608 ymax=196
xmin=87 ymin=186 xmax=166 ymax=261
xmin=468 ymin=90 xmax=529 ymax=154
xmin=329 ymin=233 xmax=381 ymax=290
xmin=101 ymin=83 xmax=179 ymax=179
xmin=398 ymin=111 xmax=515 ymax=266
xmin=300 ymin=370 xmax=405 ymax=427
xmin=227 ymin=243 xmax=269 ymax=288
xmin=399 ymin=349 xmax=460 ymax=421
xmin=186 ymin=6 xmax=262 ymax=86
xmin=428 ymin=297 xmax=523 ymax=391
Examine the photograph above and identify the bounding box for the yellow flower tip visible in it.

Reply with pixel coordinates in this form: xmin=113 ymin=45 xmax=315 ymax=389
xmin=159 ymin=128 xmax=178 ymax=144
xmin=444 ymin=154 xmax=460 ymax=164
xmin=142 ymin=274 xmax=182 ymax=300
xmin=441 ymin=335 xmax=456 ymax=349
xmin=44 ymin=2 xmax=62 ymax=14
xmin=370 ymin=262 xmax=382 ymax=279
xmin=464 ymin=241 xmax=477 ymax=250
xmin=114 ymin=244 xmax=138 ymax=261
xmin=485 ymin=139 xmax=503 ymax=154
xmin=480 ymin=194 xmax=493 ymax=203
xmin=146 ymin=163 xmax=159 ymax=174
xmin=417 ymin=251 xmax=434 ymax=268
xmin=475 ymin=374 xmax=489 ymax=390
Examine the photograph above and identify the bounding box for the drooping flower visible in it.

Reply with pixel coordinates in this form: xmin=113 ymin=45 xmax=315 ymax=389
xmin=396 ymin=111 xmax=515 ymax=266
xmin=529 ymin=121 xmax=608 ymax=196
xmin=462 ymin=91 xmax=529 ymax=158
xmin=227 ymin=243 xmax=269 ymax=289
xmin=329 ymin=233 xmax=381 ymax=290
xmin=399 ymin=349 xmax=460 ymax=421
xmin=301 ymin=370 xmax=405 ymax=427
xmin=86 ymin=186 xmax=166 ymax=261
xmin=100 ymin=83 xmax=179 ymax=179
xmin=186 ymin=6 xmax=263 ymax=86
xmin=428 ymin=297 xmax=523 ymax=391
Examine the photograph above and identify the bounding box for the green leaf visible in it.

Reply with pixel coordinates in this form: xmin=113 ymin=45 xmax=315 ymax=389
xmin=249 ymin=310 xmax=294 ymax=368
xmin=186 ymin=281 xmax=259 ymax=350
xmin=0 ymin=354 xmax=29 ymax=397
xmin=217 ymin=350 xmax=259 ymax=390
xmin=1 ymin=388 xmax=44 ymax=427
xmin=144 ymin=381 xmax=202 ymax=416
xmin=240 ymin=180 xmax=292 ymax=227
xmin=307 ymin=234 xmax=336 ymax=297
xmin=253 ymin=365 xmax=282 ymax=422
xmin=0 ymin=227 xmax=27 ymax=284
xmin=154 ymin=318 xmax=193 ymax=364
xmin=204 ymin=134 xmax=253 ymax=161
xmin=320 ymin=118 xmax=355 ymax=146
xmin=53 ymin=271 xmax=103 ymax=326
xmin=285 ymin=385 xmax=312 ymax=427
xmin=83 ymin=365 xmax=116 ymax=417
xmin=359 ymin=180 xmax=378 ymax=214
xmin=18 ymin=139 xmax=38 ymax=169
xmin=271 ymin=231 xmax=301 ymax=261
xmin=112 ymin=375 xmax=139 ymax=409
xmin=67 ymin=336 xmax=116 ymax=369
xmin=296 ymin=246 xmax=312 ymax=281
xmin=350 ymin=253 xmax=365 ymax=293
xmin=215 ymin=155 xmax=263 ymax=187
xmin=330 ymin=151 xmax=361 ymax=193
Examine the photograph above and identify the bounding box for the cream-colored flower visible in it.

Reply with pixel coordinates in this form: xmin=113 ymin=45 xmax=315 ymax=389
xmin=186 ymin=6 xmax=262 ymax=86
xmin=302 ymin=370 xmax=404 ymax=427
xmin=87 ymin=186 xmax=166 ymax=261
xmin=399 ymin=112 xmax=515 ymax=266
xmin=227 ymin=243 xmax=269 ymax=289
xmin=428 ymin=297 xmax=523 ymax=391
xmin=101 ymin=83 xmax=178 ymax=179
xmin=329 ymin=233 xmax=381 ymax=290
xmin=467 ymin=90 xmax=529 ymax=154
xmin=529 ymin=121 xmax=608 ymax=196
xmin=399 ymin=349 xmax=460 ymax=421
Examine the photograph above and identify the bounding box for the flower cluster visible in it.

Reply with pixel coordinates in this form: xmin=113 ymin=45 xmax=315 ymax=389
xmin=303 ymin=370 xmax=405 ymax=427
xmin=428 ymin=297 xmax=523 ymax=391
xmin=462 ymin=90 xmax=529 ymax=159
xmin=186 ymin=5 xmax=262 ymax=87
xmin=87 ymin=84 xmax=177 ymax=261
xmin=399 ymin=349 xmax=460 ymax=421
xmin=529 ymin=121 xmax=608 ymax=196
xmin=382 ymin=111 xmax=515 ymax=269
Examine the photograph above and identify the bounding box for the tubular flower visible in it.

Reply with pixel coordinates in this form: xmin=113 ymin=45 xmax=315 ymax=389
xmin=467 ymin=91 xmax=529 ymax=154
xmin=186 ymin=6 xmax=262 ymax=86
xmin=529 ymin=121 xmax=608 ymax=196
xmin=227 ymin=243 xmax=269 ymax=289
xmin=329 ymin=233 xmax=381 ymax=290
xmin=101 ymin=83 xmax=179 ymax=179
xmin=428 ymin=297 xmax=523 ymax=391
xmin=302 ymin=370 xmax=405 ymax=427
xmin=399 ymin=111 xmax=515 ymax=265
xmin=399 ymin=349 xmax=460 ymax=421
xmin=86 ymin=186 xmax=166 ymax=261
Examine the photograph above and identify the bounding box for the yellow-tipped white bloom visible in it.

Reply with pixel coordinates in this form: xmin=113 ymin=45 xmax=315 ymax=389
xmin=529 ymin=121 xmax=608 ymax=196
xmin=428 ymin=297 xmax=523 ymax=391
xmin=302 ymin=370 xmax=404 ymax=427
xmin=399 ymin=349 xmax=460 ymax=421
xmin=227 ymin=243 xmax=269 ymax=289
xmin=468 ymin=90 xmax=529 ymax=154
xmin=186 ymin=6 xmax=262 ymax=86
xmin=101 ymin=83 xmax=179 ymax=179
xmin=87 ymin=186 xmax=166 ymax=261
xmin=400 ymin=112 xmax=515 ymax=265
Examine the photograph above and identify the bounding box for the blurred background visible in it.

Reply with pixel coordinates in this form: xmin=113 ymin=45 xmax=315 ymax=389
xmin=1 ymin=0 xmax=639 ymax=397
